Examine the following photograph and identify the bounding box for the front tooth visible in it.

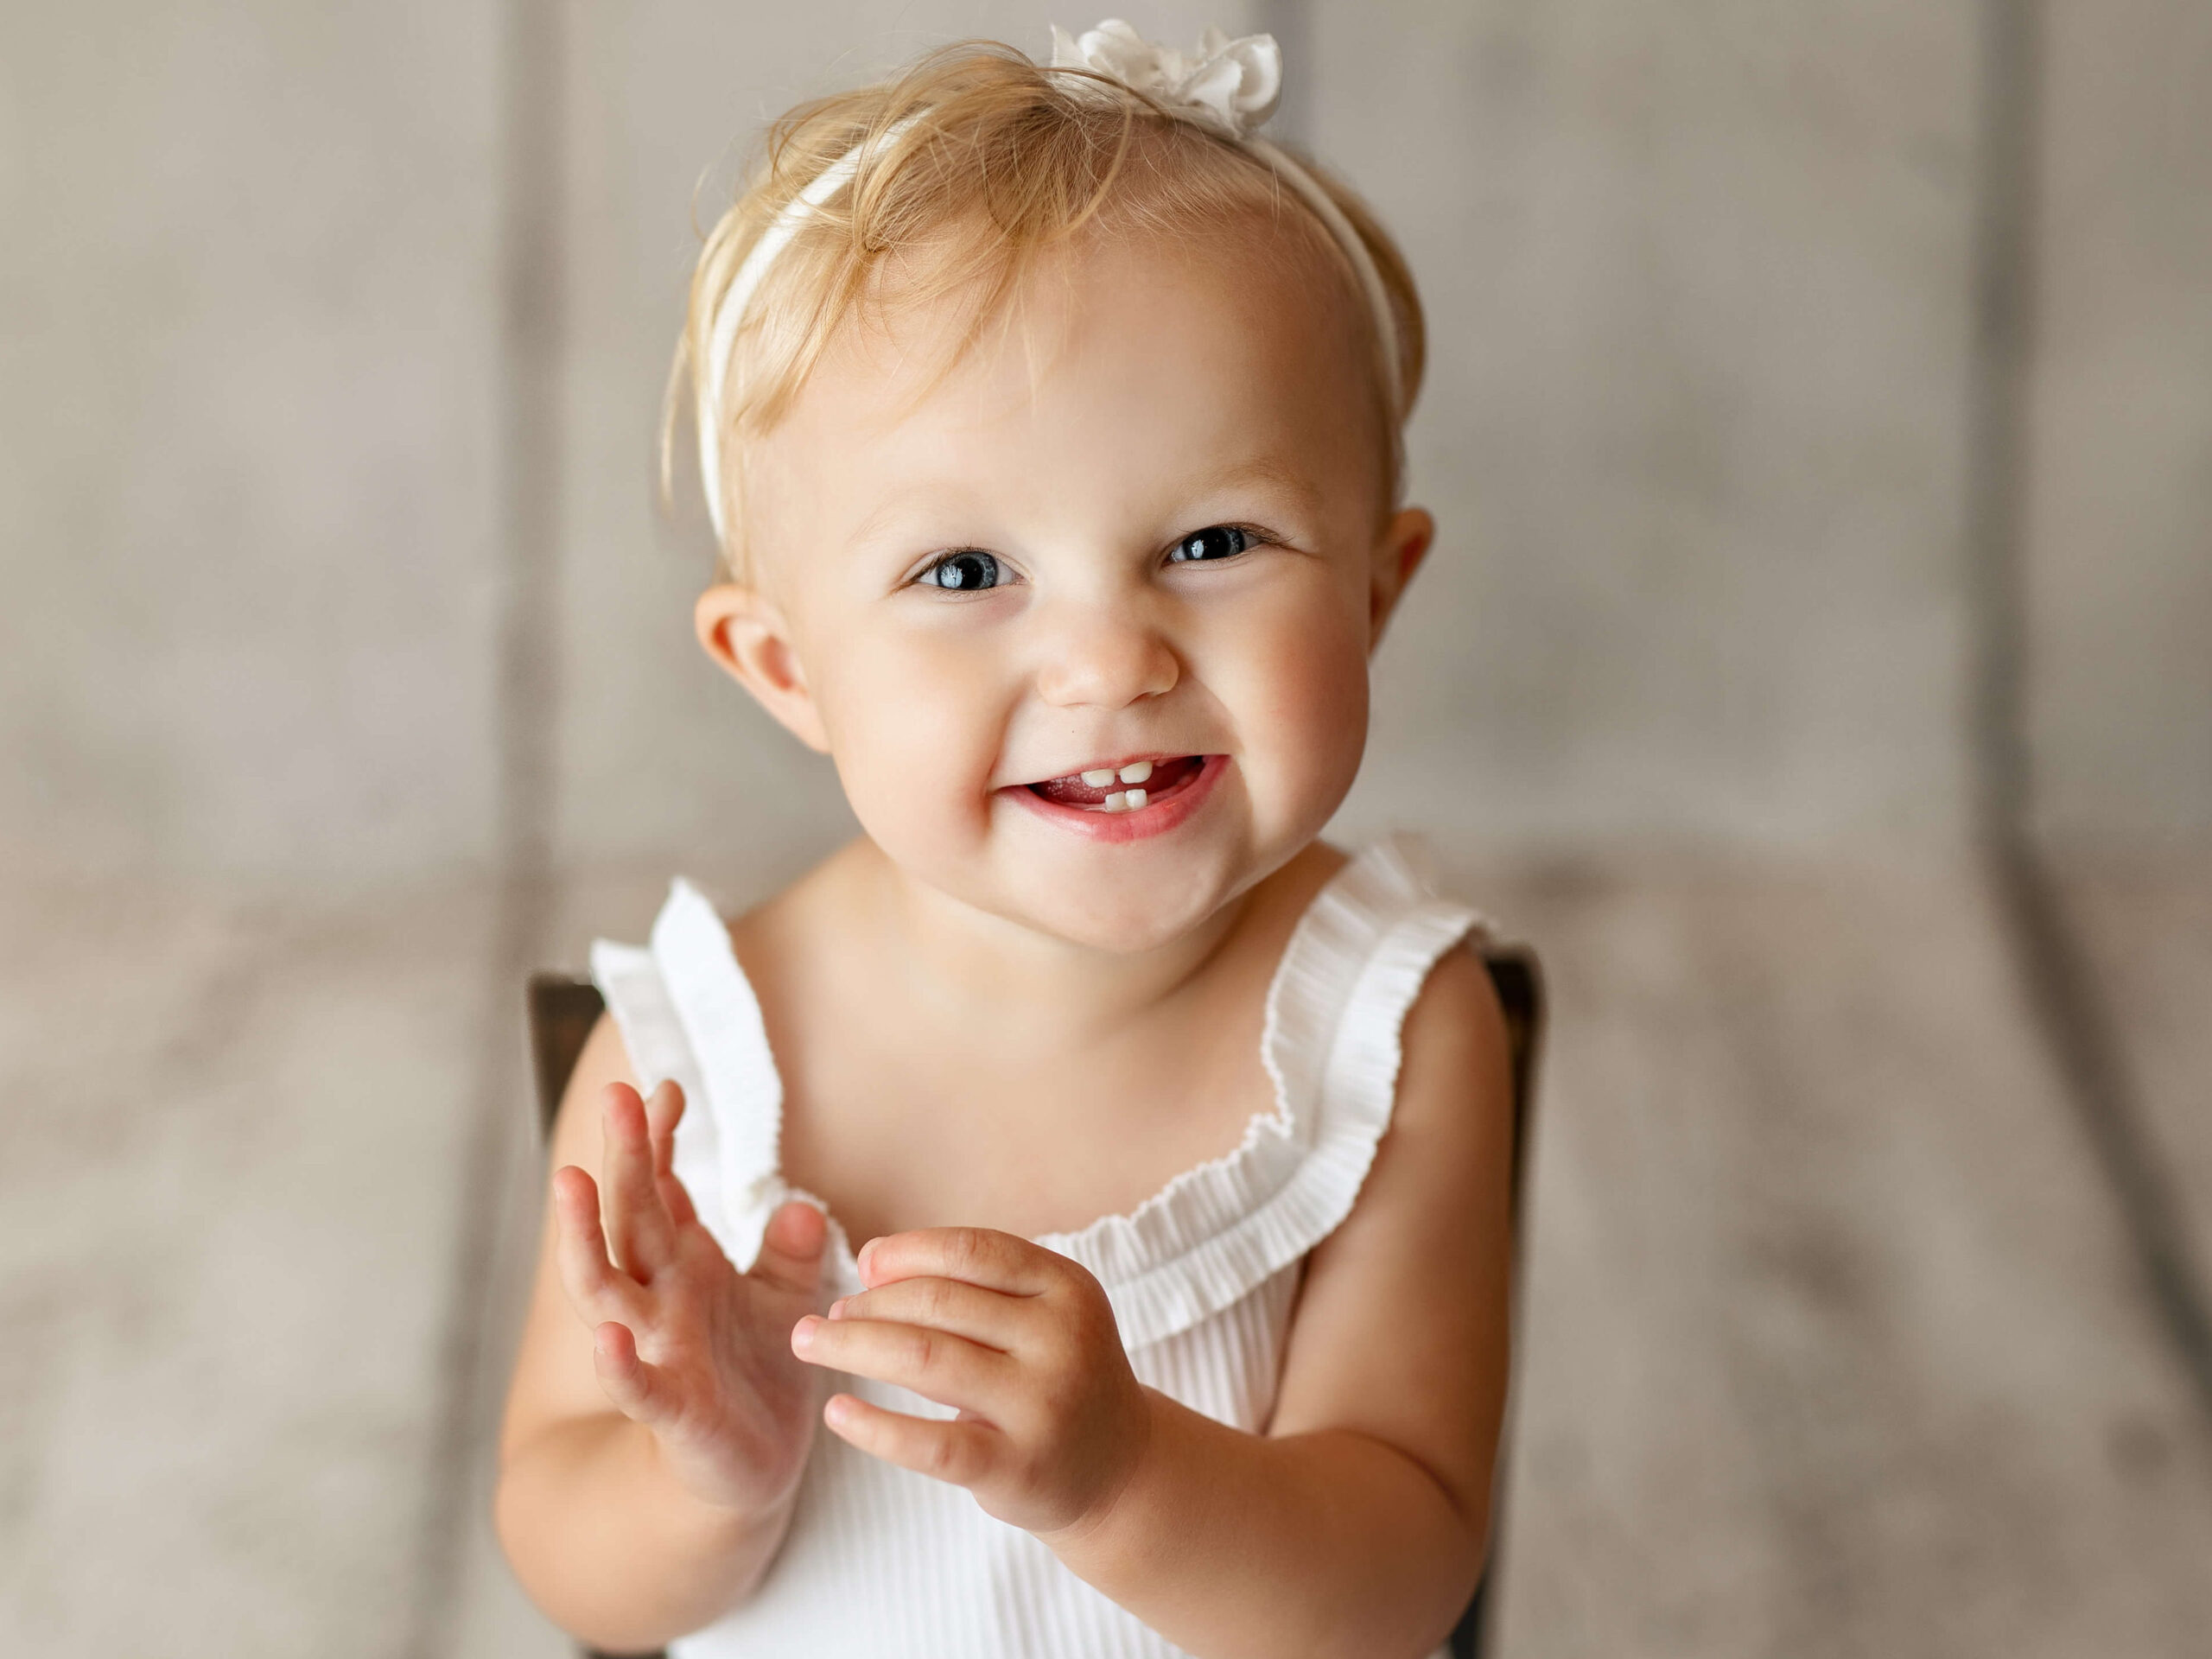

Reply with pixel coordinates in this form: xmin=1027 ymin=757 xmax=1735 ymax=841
xmin=1082 ymin=768 xmax=1116 ymax=787
xmin=1124 ymin=788 xmax=1148 ymax=810
xmin=1118 ymin=760 xmax=1154 ymax=785
xmin=1103 ymin=791 xmax=1128 ymax=811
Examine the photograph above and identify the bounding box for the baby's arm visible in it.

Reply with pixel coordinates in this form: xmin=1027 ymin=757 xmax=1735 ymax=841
xmin=494 ymin=1014 xmax=830 ymax=1652
xmin=1052 ymin=946 xmax=1515 ymax=1653
xmin=798 ymin=946 xmax=1515 ymax=1659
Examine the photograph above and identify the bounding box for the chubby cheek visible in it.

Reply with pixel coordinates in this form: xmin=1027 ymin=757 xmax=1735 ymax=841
xmin=811 ymin=628 xmax=1011 ymax=870
xmin=1208 ymin=585 xmax=1373 ymax=850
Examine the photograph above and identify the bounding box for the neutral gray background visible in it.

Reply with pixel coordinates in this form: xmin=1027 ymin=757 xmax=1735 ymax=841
xmin=3 ymin=3 xmax=2208 ymax=1656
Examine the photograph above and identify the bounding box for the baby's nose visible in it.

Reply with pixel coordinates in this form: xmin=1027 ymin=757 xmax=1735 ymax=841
xmin=1033 ymin=604 xmax=1180 ymax=709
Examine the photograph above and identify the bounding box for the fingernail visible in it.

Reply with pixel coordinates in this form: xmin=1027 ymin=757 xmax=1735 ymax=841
xmin=827 ymin=1297 xmax=848 ymax=1320
xmin=857 ymin=1237 xmax=878 ymax=1274
xmin=791 ymin=1316 xmax=818 ymax=1350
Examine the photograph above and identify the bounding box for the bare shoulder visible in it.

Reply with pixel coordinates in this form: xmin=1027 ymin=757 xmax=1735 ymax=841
xmin=1393 ymin=941 xmax=1516 ymax=1153
xmin=1313 ymin=938 xmax=1516 ymax=1277
xmin=1268 ymin=936 xmax=1517 ymax=1541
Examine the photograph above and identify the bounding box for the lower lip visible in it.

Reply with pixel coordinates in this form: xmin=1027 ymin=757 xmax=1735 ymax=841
xmin=1001 ymin=754 xmax=1228 ymax=844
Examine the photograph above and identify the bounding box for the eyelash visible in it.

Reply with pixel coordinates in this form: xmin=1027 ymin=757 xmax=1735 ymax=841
xmin=912 ymin=524 xmax=1268 ymax=592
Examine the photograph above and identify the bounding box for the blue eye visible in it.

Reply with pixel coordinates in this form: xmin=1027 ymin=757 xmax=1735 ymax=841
xmin=1168 ymin=524 xmax=1254 ymax=563
xmin=919 ymin=550 xmax=1007 ymax=591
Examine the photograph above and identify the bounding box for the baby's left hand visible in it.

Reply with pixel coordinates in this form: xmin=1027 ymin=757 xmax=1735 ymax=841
xmin=789 ymin=1228 xmax=1151 ymax=1537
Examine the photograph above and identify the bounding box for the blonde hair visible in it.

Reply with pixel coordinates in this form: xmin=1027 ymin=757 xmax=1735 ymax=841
xmin=664 ymin=39 xmax=1426 ymax=582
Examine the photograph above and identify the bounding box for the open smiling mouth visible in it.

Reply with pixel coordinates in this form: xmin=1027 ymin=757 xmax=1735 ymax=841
xmin=1005 ymin=753 xmax=1225 ymax=842
xmin=1027 ymin=754 xmax=1208 ymax=812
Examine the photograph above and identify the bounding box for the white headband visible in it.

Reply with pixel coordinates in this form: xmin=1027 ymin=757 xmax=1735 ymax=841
xmin=695 ymin=18 xmax=1402 ymax=545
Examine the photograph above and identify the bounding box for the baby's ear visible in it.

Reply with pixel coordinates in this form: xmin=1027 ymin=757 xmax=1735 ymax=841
xmin=1368 ymin=506 xmax=1435 ymax=647
xmin=694 ymin=582 xmax=831 ymax=753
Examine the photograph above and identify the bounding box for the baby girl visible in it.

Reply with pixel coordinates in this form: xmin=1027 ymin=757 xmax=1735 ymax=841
xmin=494 ymin=21 xmax=1516 ymax=1659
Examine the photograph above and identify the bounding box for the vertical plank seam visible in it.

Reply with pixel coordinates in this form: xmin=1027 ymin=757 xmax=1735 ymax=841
xmin=1967 ymin=0 xmax=2212 ymax=1421
xmin=404 ymin=0 xmax=563 ymax=1651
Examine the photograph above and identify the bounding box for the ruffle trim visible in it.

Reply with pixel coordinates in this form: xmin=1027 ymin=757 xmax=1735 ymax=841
xmin=589 ymin=836 xmax=1489 ymax=1346
xmin=590 ymin=888 xmax=801 ymax=1276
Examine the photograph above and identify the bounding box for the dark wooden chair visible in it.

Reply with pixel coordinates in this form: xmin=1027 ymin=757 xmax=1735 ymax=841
xmin=524 ymin=938 xmax=1544 ymax=1659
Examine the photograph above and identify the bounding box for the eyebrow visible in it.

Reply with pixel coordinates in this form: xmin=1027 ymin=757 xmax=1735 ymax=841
xmin=1185 ymin=454 xmax=1326 ymax=512
xmin=840 ymin=487 xmax=987 ymax=555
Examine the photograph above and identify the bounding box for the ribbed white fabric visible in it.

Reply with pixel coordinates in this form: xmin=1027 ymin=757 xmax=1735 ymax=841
xmin=588 ymin=836 xmax=1488 ymax=1659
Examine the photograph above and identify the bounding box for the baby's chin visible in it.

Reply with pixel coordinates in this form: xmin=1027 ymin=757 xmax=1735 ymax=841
xmin=935 ymin=834 xmax=1261 ymax=957
xmin=996 ymin=880 xmax=1236 ymax=956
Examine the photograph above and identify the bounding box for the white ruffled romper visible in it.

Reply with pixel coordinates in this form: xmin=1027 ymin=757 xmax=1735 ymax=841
xmin=588 ymin=837 xmax=1489 ymax=1659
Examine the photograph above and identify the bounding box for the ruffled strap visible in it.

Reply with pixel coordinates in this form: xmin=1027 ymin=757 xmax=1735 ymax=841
xmin=1040 ymin=836 xmax=1492 ymax=1349
xmin=589 ymin=878 xmax=786 ymax=1270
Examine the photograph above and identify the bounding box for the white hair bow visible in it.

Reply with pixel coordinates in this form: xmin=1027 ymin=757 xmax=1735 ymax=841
xmin=1048 ymin=19 xmax=1282 ymax=139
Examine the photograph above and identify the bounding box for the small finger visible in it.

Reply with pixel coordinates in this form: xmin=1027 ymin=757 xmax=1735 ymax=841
xmin=551 ymin=1166 xmax=645 ymax=1325
xmin=791 ymin=1313 xmax=1012 ymax=1413
xmin=858 ymin=1226 xmax=1068 ymax=1296
xmin=640 ymin=1081 xmax=702 ymax=1231
xmin=749 ymin=1199 xmax=828 ymax=1297
xmin=821 ymin=1392 xmax=1001 ymax=1489
xmin=826 ymin=1276 xmax=1027 ymax=1355
xmin=591 ymin=1319 xmax=677 ymax=1426
xmin=644 ymin=1079 xmax=686 ymax=1179
xmin=601 ymin=1082 xmax=677 ymax=1280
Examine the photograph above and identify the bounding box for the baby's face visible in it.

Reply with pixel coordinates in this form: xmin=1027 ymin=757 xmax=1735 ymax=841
xmin=702 ymin=221 xmax=1430 ymax=953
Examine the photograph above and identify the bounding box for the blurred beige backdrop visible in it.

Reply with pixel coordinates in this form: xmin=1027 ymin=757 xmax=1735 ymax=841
xmin=3 ymin=3 xmax=2209 ymax=1656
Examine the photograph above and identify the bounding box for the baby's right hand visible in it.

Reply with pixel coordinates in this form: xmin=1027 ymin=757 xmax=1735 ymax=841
xmin=552 ymin=1079 xmax=828 ymax=1516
